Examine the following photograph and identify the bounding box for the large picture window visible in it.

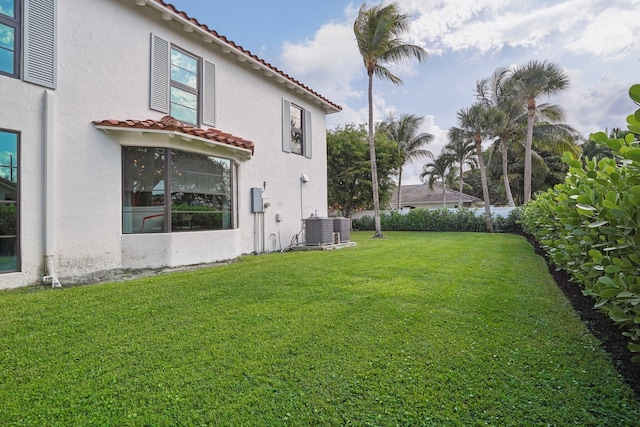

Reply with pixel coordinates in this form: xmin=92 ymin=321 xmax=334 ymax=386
xmin=122 ymin=147 xmax=234 ymax=234
xmin=0 ymin=129 xmax=18 ymax=272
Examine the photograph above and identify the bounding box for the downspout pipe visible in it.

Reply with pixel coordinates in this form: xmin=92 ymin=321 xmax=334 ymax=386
xmin=43 ymin=90 xmax=60 ymax=287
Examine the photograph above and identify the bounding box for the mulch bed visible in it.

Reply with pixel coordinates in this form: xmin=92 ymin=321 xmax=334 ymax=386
xmin=524 ymin=234 xmax=640 ymax=399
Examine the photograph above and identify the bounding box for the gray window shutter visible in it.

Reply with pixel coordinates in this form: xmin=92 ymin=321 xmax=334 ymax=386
xmin=150 ymin=34 xmax=169 ymax=113
xmin=201 ymin=60 xmax=216 ymax=127
xmin=23 ymin=0 xmax=57 ymax=89
xmin=303 ymin=109 xmax=312 ymax=159
xmin=282 ymin=99 xmax=291 ymax=153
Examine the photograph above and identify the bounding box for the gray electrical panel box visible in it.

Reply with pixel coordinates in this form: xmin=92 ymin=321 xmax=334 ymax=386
xmin=250 ymin=187 xmax=263 ymax=213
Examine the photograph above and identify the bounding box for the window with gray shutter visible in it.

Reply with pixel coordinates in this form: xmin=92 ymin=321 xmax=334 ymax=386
xmin=150 ymin=34 xmax=170 ymax=113
xmin=303 ymin=109 xmax=312 ymax=159
xmin=282 ymin=98 xmax=312 ymax=158
xmin=23 ymin=0 xmax=56 ymax=89
xmin=150 ymin=35 xmax=216 ymax=128
xmin=201 ymin=60 xmax=216 ymax=127
xmin=282 ymin=98 xmax=291 ymax=153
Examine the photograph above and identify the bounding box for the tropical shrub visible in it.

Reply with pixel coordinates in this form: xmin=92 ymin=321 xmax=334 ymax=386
xmin=350 ymin=208 xmax=516 ymax=233
xmin=520 ymin=84 xmax=640 ymax=362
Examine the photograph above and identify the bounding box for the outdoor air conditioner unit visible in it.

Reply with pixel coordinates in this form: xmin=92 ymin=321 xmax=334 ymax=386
xmin=333 ymin=217 xmax=351 ymax=243
xmin=304 ymin=217 xmax=334 ymax=246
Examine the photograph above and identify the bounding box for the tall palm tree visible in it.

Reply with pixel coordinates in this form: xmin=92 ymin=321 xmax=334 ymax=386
xmin=510 ymin=60 xmax=569 ymax=203
xmin=420 ymin=155 xmax=452 ymax=209
xmin=476 ymin=66 xmax=523 ymax=207
xmin=380 ymin=113 xmax=434 ymax=210
xmin=456 ymin=104 xmax=504 ymax=232
xmin=354 ymin=2 xmax=428 ymax=238
xmin=443 ymin=127 xmax=477 ymax=207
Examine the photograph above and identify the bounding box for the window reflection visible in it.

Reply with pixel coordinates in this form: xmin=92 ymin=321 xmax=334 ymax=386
xmin=0 ymin=23 xmax=15 ymax=74
xmin=0 ymin=0 xmax=15 ymax=18
xmin=123 ymin=148 xmax=234 ymax=234
xmin=0 ymin=129 xmax=18 ymax=272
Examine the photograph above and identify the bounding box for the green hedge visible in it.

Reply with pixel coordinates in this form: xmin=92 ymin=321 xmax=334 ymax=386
xmin=520 ymin=85 xmax=640 ymax=362
xmin=352 ymin=207 xmax=522 ymax=233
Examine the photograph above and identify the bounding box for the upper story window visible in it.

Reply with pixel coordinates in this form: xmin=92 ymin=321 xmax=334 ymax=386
xmin=290 ymin=103 xmax=303 ymax=155
xmin=170 ymin=47 xmax=198 ymax=125
xmin=150 ymin=34 xmax=216 ymax=128
xmin=282 ymin=99 xmax=312 ymax=158
xmin=0 ymin=0 xmax=56 ymax=88
xmin=0 ymin=0 xmax=20 ymax=77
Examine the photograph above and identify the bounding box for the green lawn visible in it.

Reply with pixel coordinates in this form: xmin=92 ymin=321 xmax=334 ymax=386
xmin=1 ymin=232 xmax=639 ymax=426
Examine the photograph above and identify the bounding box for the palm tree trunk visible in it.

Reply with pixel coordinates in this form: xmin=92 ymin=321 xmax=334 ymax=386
xmin=501 ymin=139 xmax=515 ymax=207
xmin=524 ymin=98 xmax=535 ymax=203
xmin=475 ymin=137 xmax=493 ymax=232
xmin=458 ymin=164 xmax=463 ymax=208
xmin=442 ymin=181 xmax=446 ymax=209
xmin=397 ymin=167 xmax=403 ymax=210
xmin=368 ymin=71 xmax=384 ymax=238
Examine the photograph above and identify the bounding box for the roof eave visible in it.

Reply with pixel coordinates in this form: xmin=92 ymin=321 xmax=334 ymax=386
xmin=95 ymin=125 xmax=253 ymax=160
xmin=134 ymin=0 xmax=341 ymax=114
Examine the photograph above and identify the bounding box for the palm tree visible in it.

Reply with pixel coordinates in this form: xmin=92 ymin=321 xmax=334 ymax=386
xmin=510 ymin=60 xmax=569 ymax=203
xmin=456 ymin=104 xmax=504 ymax=232
xmin=476 ymin=66 xmax=523 ymax=207
xmin=354 ymin=2 xmax=428 ymax=238
xmin=420 ymin=155 xmax=452 ymax=209
xmin=380 ymin=113 xmax=433 ymax=210
xmin=443 ymin=127 xmax=477 ymax=207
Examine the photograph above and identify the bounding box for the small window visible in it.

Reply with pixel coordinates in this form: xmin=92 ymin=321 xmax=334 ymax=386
xmin=290 ymin=104 xmax=303 ymax=155
xmin=282 ymin=99 xmax=312 ymax=158
xmin=0 ymin=0 xmax=19 ymax=77
xmin=123 ymin=147 xmax=235 ymax=234
xmin=0 ymin=129 xmax=19 ymax=273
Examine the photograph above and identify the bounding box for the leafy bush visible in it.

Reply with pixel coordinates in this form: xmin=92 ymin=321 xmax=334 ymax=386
xmin=520 ymin=84 xmax=640 ymax=362
xmin=494 ymin=207 xmax=523 ymax=233
xmin=351 ymin=208 xmax=509 ymax=233
xmin=0 ymin=204 xmax=17 ymax=236
xmin=171 ymin=205 xmax=228 ymax=230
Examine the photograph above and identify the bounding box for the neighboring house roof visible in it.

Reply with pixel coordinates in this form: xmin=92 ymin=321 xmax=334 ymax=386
xmin=93 ymin=115 xmax=255 ymax=158
xmin=137 ymin=0 xmax=341 ymax=114
xmin=390 ymin=184 xmax=482 ymax=207
xmin=0 ymin=176 xmax=17 ymax=193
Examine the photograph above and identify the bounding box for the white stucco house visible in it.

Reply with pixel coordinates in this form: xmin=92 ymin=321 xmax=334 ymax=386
xmin=0 ymin=0 xmax=341 ymax=289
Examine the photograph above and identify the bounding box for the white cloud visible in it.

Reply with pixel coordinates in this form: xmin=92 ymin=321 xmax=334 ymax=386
xmin=559 ymin=76 xmax=637 ymax=137
xmin=280 ymin=22 xmax=362 ymax=105
xmin=563 ymin=6 xmax=640 ymax=60
xmin=402 ymin=0 xmax=640 ymax=59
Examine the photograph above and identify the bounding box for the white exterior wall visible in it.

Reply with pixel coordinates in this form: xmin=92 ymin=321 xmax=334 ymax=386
xmin=0 ymin=0 xmax=335 ymax=289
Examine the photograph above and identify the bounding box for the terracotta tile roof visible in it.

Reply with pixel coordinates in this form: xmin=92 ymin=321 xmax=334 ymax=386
xmin=93 ymin=116 xmax=255 ymax=154
xmin=148 ymin=0 xmax=341 ymax=113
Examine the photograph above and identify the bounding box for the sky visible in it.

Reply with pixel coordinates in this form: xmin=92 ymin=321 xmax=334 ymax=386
xmin=170 ymin=0 xmax=640 ymax=184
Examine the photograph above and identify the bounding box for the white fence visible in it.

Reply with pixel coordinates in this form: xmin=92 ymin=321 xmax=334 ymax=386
xmin=351 ymin=206 xmax=517 ymax=220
